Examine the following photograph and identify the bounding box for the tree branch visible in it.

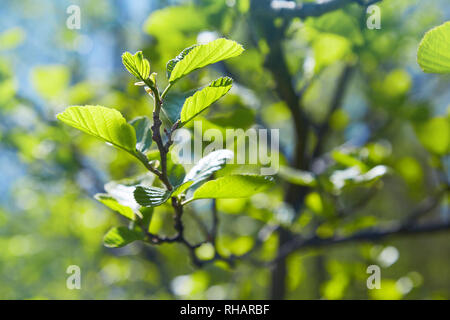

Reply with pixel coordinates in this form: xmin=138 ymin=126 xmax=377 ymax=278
xmin=146 ymin=82 xmax=173 ymax=191
xmin=312 ymin=64 xmax=355 ymax=159
xmin=271 ymin=220 xmax=450 ymax=264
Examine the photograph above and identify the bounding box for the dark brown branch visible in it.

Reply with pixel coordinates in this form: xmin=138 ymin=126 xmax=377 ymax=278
xmin=312 ymin=64 xmax=355 ymax=159
xmin=145 ymin=81 xmax=173 ymax=191
xmin=268 ymin=186 xmax=448 ymax=264
xmin=164 ymin=120 xmax=180 ymax=152
xmin=141 ymin=197 xmax=209 ymax=266
xmin=251 ymin=0 xmax=310 ymax=173
xmin=151 ymin=115 xmax=172 ymax=190
xmin=271 ymin=220 xmax=450 ymax=264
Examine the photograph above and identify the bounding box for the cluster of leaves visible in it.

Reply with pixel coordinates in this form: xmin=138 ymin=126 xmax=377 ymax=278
xmin=57 ymin=38 xmax=273 ymax=251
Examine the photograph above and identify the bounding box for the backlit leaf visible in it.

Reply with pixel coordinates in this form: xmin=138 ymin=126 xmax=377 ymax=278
xmin=130 ymin=116 xmax=152 ymax=153
xmin=134 ymin=186 xmax=172 ymax=207
xmin=417 ymin=22 xmax=450 ymax=73
xmin=103 ymin=227 xmax=144 ymax=248
xmin=95 ymin=193 xmax=135 ymax=221
xmin=183 ymin=149 xmax=233 ymax=185
xmin=57 ymin=105 xmax=137 ymax=155
xmin=192 ymin=175 xmax=273 ymax=200
xmin=172 ymin=181 xmax=194 ymax=197
xmin=168 ymin=38 xmax=244 ymax=83
xmin=122 ymin=51 xmax=151 ymax=80
xmin=180 ymin=77 xmax=233 ymax=125
xmin=166 ymin=45 xmax=197 ymax=79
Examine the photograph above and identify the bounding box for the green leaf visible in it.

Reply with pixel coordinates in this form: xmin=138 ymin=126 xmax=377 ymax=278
xmin=161 ymin=90 xmax=193 ymax=124
xmin=192 ymin=175 xmax=273 ymax=200
xmin=183 ymin=149 xmax=233 ymax=186
xmin=166 ymin=45 xmax=197 ymax=79
xmin=278 ymin=166 xmax=317 ymax=187
xmin=166 ymin=152 xmax=186 ymax=187
xmin=57 ymin=105 xmax=137 ymax=155
xmin=95 ymin=193 xmax=135 ymax=221
xmin=172 ymin=181 xmax=194 ymax=197
xmin=414 ymin=117 xmax=449 ymax=155
xmin=122 ymin=51 xmax=151 ymax=80
xmin=134 ymin=186 xmax=172 ymax=207
xmin=180 ymin=77 xmax=233 ymax=125
xmin=130 ymin=116 xmax=152 ymax=153
xmin=417 ymin=22 xmax=450 ymax=74
xmin=103 ymin=227 xmax=144 ymax=248
xmin=104 ymin=179 xmax=147 ymax=212
xmin=209 ymin=105 xmax=255 ymax=130
xmin=168 ymin=38 xmax=244 ymax=83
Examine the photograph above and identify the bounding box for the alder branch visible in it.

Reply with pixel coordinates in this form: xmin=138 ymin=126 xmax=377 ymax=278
xmin=263 ymin=188 xmax=448 ymax=264
xmin=139 ymin=81 xmax=211 ymax=265
xmin=251 ymin=0 xmax=310 ymax=173
xmin=270 ymin=220 xmax=450 ymax=264
xmin=147 ymin=82 xmax=173 ymax=191
xmin=312 ymin=64 xmax=355 ymax=159
xmin=140 ymin=84 xmax=238 ymax=267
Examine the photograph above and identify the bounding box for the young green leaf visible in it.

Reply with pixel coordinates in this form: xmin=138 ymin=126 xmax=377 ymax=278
xmin=168 ymin=38 xmax=244 ymax=83
xmin=95 ymin=193 xmax=135 ymax=221
xmin=166 ymin=152 xmax=187 ymax=187
xmin=122 ymin=51 xmax=151 ymax=80
xmin=180 ymin=77 xmax=233 ymax=125
xmin=130 ymin=116 xmax=152 ymax=153
xmin=166 ymin=45 xmax=197 ymax=79
xmin=172 ymin=181 xmax=194 ymax=197
xmin=134 ymin=186 xmax=172 ymax=207
xmin=417 ymin=22 xmax=450 ymax=73
xmin=104 ymin=179 xmax=150 ymax=212
xmin=103 ymin=227 xmax=144 ymax=248
xmin=160 ymin=90 xmax=192 ymax=124
xmin=192 ymin=175 xmax=273 ymax=200
xmin=183 ymin=149 xmax=233 ymax=186
xmin=57 ymin=105 xmax=137 ymax=155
